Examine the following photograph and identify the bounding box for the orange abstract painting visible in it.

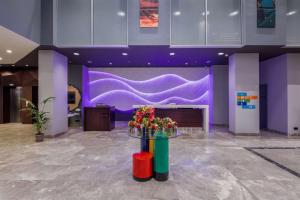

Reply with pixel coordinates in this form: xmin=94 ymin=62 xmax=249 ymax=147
xmin=140 ymin=0 xmax=159 ymax=28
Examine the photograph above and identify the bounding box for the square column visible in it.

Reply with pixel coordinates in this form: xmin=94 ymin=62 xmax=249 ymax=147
xmin=38 ymin=50 xmax=68 ymax=136
xmin=229 ymin=53 xmax=260 ymax=135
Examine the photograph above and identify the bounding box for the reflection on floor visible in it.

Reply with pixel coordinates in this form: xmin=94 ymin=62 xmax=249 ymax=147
xmin=0 ymin=123 xmax=299 ymax=200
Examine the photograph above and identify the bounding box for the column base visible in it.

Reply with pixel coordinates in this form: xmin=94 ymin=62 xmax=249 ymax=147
xmin=133 ymin=176 xmax=152 ymax=182
xmin=153 ymin=171 xmax=168 ymax=182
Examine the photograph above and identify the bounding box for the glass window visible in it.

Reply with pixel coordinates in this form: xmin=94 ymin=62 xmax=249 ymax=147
xmin=171 ymin=0 xmax=206 ymax=45
xmin=287 ymin=0 xmax=300 ymax=45
xmin=56 ymin=0 xmax=92 ymax=46
xmin=207 ymin=0 xmax=241 ymax=45
xmin=93 ymin=0 xmax=127 ymax=46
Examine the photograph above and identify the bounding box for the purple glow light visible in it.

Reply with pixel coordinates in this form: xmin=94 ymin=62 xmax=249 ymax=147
xmin=89 ymin=71 xmax=191 ymax=83
xmin=87 ymin=71 xmax=210 ymax=111
xmin=89 ymin=72 xmax=191 ymax=93
xmin=89 ymin=76 xmax=209 ymax=101
xmin=90 ymin=90 xmax=209 ymax=111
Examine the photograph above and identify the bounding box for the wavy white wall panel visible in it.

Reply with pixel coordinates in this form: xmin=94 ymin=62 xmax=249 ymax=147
xmin=88 ymin=68 xmax=210 ymax=111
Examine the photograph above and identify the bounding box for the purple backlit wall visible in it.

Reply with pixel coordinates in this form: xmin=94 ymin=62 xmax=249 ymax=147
xmin=84 ymin=67 xmax=210 ymax=113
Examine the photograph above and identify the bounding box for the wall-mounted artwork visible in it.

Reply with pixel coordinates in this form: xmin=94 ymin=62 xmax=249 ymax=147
xmin=140 ymin=0 xmax=159 ymax=28
xmin=237 ymin=92 xmax=258 ymax=110
xmin=257 ymin=0 xmax=276 ymax=28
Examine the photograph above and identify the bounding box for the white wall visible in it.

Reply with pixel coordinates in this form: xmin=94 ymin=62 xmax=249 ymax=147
xmin=210 ymin=65 xmax=229 ymax=125
xmin=287 ymin=54 xmax=300 ymax=135
xmin=260 ymin=55 xmax=288 ymax=133
xmin=229 ymin=54 xmax=260 ymax=134
xmin=38 ymin=50 xmax=68 ymax=136
xmin=260 ymin=54 xmax=300 ymax=136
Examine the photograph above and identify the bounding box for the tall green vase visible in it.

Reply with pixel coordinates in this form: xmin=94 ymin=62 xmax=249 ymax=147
xmin=154 ymin=131 xmax=169 ymax=181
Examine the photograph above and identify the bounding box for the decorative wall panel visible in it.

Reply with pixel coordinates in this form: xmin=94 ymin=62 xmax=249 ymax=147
xmin=86 ymin=68 xmax=210 ymax=111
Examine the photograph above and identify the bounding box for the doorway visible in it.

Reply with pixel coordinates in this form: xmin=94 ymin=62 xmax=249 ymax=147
xmin=260 ymin=84 xmax=268 ymax=130
xmin=3 ymin=86 xmax=21 ymax=123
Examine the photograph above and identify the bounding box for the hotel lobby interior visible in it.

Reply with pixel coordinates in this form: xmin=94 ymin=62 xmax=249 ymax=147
xmin=0 ymin=0 xmax=300 ymax=199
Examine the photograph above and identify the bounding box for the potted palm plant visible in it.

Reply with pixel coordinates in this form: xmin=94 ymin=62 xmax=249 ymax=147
xmin=21 ymin=97 xmax=55 ymax=142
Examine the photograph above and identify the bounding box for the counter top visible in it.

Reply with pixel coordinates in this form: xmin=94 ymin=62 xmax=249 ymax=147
xmin=132 ymin=105 xmax=209 ymax=109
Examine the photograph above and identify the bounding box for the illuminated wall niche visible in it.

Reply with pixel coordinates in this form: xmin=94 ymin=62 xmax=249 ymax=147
xmin=88 ymin=71 xmax=210 ymax=111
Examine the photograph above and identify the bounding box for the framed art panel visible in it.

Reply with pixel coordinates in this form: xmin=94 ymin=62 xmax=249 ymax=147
xmin=140 ymin=0 xmax=159 ymax=28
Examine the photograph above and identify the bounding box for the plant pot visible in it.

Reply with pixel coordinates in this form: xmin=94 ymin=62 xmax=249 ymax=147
xmin=35 ymin=133 xmax=44 ymax=142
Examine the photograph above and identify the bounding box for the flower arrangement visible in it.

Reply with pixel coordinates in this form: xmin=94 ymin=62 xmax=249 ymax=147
xmin=162 ymin=117 xmax=178 ymax=130
xmin=128 ymin=106 xmax=177 ymax=134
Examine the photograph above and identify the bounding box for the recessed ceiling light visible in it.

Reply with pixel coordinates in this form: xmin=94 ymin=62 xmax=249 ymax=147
xmin=286 ymin=10 xmax=297 ymax=16
xmin=25 ymin=64 xmax=29 ymax=67
xmin=202 ymin=11 xmax=210 ymax=16
xmin=169 ymin=52 xmax=175 ymax=56
xmin=225 ymin=54 xmax=229 ymax=57
xmin=229 ymin=11 xmax=239 ymax=16
xmin=185 ymin=62 xmax=189 ymax=65
xmin=147 ymin=62 xmax=151 ymax=65
xmin=9 ymin=84 xmax=14 ymax=86
xmin=0 ymin=57 xmax=2 ymax=61
xmin=87 ymin=60 xmax=92 ymax=64
xmin=173 ymin=11 xmax=181 ymax=16
xmin=117 ymin=11 xmax=126 ymax=17
xmin=73 ymin=52 xmax=80 ymax=56
xmin=109 ymin=62 xmax=112 ymax=65
xmin=6 ymin=49 xmax=13 ymax=54
xmin=11 ymin=64 xmax=15 ymax=66
xmin=218 ymin=52 xmax=224 ymax=56
xmin=122 ymin=52 xmax=128 ymax=56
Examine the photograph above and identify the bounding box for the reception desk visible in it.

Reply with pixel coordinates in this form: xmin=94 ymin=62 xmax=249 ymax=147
xmin=84 ymin=106 xmax=115 ymax=131
xmin=133 ymin=105 xmax=209 ymax=133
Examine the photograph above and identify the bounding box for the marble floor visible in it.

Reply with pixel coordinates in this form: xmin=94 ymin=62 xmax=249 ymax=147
xmin=0 ymin=123 xmax=299 ymax=200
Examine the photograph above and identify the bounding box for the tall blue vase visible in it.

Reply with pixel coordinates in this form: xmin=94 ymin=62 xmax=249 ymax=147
xmin=141 ymin=127 xmax=149 ymax=152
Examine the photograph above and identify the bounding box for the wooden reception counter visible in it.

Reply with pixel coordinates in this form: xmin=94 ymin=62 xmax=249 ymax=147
xmin=84 ymin=106 xmax=115 ymax=131
xmin=133 ymin=105 xmax=209 ymax=133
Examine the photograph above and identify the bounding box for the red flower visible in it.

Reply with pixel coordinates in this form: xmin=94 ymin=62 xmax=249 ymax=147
xmin=135 ymin=124 xmax=141 ymax=129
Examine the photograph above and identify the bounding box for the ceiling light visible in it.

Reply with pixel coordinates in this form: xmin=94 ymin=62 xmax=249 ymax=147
xmin=122 ymin=52 xmax=128 ymax=56
xmin=169 ymin=52 xmax=175 ymax=56
xmin=218 ymin=52 xmax=224 ymax=56
xmin=109 ymin=62 xmax=112 ymax=65
xmin=173 ymin=11 xmax=181 ymax=16
xmin=185 ymin=62 xmax=189 ymax=65
xmin=6 ymin=49 xmax=12 ymax=54
xmin=11 ymin=64 xmax=15 ymax=66
xmin=87 ymin=60 xmax=92 ymax=64
xmin=147 ymin=62 xmax=151 ymax=65
xmin=286 ymin=10 xmax=297 ymax=16
xmin=225 ymin=54 xmax=229 ymax=57
xmin=9 ymin=84 xmax=14 ymax=86
xmin=73 ymin=52 xmax=80 ymax=56
xmin=117 ymin=11 xmax=126 ymax=17
xmin=0 ymin=57 xmax=2 ymax=61
xmin=25 ymin=64 xmax=29 ymax=67
xmin=229 ymin=11 xmax=239 ymax=16
xmin=202 ymin=11 xmax=210 ymax=16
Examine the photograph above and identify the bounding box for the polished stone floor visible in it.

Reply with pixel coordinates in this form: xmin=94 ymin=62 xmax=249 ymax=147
xmin=0 ymin=123 xmax=299 ymax=200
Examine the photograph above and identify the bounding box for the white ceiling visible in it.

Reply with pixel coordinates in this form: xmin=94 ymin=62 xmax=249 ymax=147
xmin=0 ymin=25 xmax=39 ymax=65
